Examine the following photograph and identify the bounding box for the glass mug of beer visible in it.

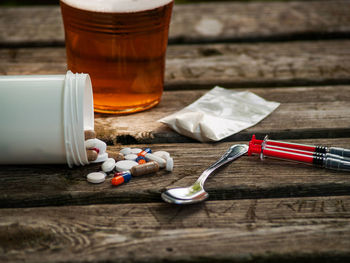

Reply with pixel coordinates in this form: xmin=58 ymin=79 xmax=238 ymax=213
xmin=60 ymin=0 xmax=174 ymax=114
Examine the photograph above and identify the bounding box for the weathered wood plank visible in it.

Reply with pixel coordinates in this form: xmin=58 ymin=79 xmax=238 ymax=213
xmin=1 ymin=1 xmax=350 ymax=46
xmin=1 ymin=139 xmax=350 ymax=208
xmin=1 ymin=41 xmax=350 ymax=143
xmin=165 ymin=40 xmax=350 ymax=88
xmin=95 ymin=86 xmax=350 ymax=144
xmin=1 ymin=196 xmax=350 ymax=262
xmin=1 ymin=40 xmax=350 ymax=88
xmin=171 ymin=0 xmax=350 ymax=43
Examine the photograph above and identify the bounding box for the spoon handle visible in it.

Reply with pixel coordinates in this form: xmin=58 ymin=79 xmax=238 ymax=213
xmin=197 ymin=144 xmax=248 ymax=185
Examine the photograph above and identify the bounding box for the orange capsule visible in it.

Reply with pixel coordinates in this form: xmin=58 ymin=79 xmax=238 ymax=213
xmin=138 ymin=148 xmax=152 ymax=157
xmin=111 ymin=171 xmax=132 ymax=186
xmin=111 ymin=176 xmax=124 ymax=186
xmin=138 ymin=159 xmax=146 ymax=164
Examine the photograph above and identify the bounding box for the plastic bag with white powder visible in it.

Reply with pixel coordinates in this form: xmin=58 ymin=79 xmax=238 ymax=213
xmin=158 ymin=86 xmax=280 ymax=142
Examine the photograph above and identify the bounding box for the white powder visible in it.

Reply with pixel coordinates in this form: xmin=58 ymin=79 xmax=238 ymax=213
xmin=61 ymin=0 xmax=173 ymax=13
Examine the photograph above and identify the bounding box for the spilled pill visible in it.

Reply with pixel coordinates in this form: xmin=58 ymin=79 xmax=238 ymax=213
xmin=138 ymin=148 xmax=152 ymax=157
xmin=153 ymin=151 xmax=170 ymax=161
xmin=138 ymin=159 xmax=146 ymax=164
xmin=120 ymin=147 xmax=132 ymax=156
xmin=86 ymin=149 xmax=98 ymax=162
xmin=90 ymin=152 xmax=109 ymax=163
xmin=107 ymin=151 xmax=124 ymax=161
xmin=111 ymin=171 xmax=132 ymax=186
xmin=84 ymin=130 xmax=96 ymax=140
xmin=145 ymin=153 xmax=166 ymax=168
xmin=102 ymin=158 xmax=116 ymax=173
xmin=115 ymin=160 xmax=138 ymax=172
xmin=85 ymin=138 xmax=107 ymax=153
xmin=124 ymin=154 xmax=138 ymax=161
xmin=85 ymin=139 xmax=97 ymax=149
xmin=131 ymin=161 xmax=159 ymax=177
xmin=166 ymin=157 xmax=174 ymax=172
xmin=94 ymin=139 xmax=107 ymax=153
xmin=130 ymin=148 xmax=142 ymax=154
xmin=87 ymin=172 xmax=106 ymax=184
xmin=136 ymin=156 xmax=146 ymax=164
xmin=85 ymin=146 xmax=175 ymax=187
xmin=91 ymin=147 xmax=100 ymax=154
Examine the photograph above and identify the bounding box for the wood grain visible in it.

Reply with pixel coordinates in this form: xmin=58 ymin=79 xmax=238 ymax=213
xmin=0 ymin=139 xmax=350 ymax=208
xmin=1 ymin=196 xmax=350 ymax=262
xmin=1 ymin=42 xmax=350 ymax=143
xmin=1 ymin=1 xmax=350 ymax=47
xmin=1 ymin=2 xmax=349 ymax=261
xmin=1 ymin=40 xmax=350 ymax=88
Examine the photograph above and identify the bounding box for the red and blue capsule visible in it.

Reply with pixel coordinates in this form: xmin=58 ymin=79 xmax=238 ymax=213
xmin=111 ymin=171 xmax=132 ymax=186
xmin=138 ymin=148 xmax=152 ymax=157
xmin=136 ymin=156 xmax=147 ymax=164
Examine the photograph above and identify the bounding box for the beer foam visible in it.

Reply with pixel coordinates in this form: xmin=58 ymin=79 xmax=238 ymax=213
xmin=61 ymin=0 xmax=173 ymax=13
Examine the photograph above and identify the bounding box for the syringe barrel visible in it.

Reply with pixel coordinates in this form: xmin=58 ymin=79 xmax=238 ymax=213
xmin=328 ymin=147 xmax=350 ymax=158
xmin=266 ymin=140 xmax=316 ymax=152
xmin=262 ymin=148 xmax=314 ymax=164
xmin=324 ymin=157 xmax=350 ymax=172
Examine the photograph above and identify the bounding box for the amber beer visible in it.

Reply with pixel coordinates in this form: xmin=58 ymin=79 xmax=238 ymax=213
xmin=60 ymin=0 xmax=173 ymax=114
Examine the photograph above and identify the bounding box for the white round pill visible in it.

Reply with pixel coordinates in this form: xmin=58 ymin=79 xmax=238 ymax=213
xmin=153 ymin=151 xmax=170 ymax=161
xmin=115 ymin=160 xmax=139 ymax=172
xmin=90 ymin=152 xmax=109 ymax=163
xmin=85 ymin=139 xmax=97 ymax=149
xmin=87 ymin=172 xmax=106 ymax=184
xmin=130 ymin=148 xmax=142 ymax=154
xmin=145 ymin=153 xmax=166 ymax=168
xmin=94 ymin=139 xmax=107 ymax=153
xmin=85 ymin=138 xmax=107 ymax=153
xmin=101 ymin=158 xmax=116 ymax=173
xmin=166 ymin=157 xmax=174 ymax=172
xmin=124 ymin=154 xmax=138 ymax=161
xmin=120 ymin=147 xmax=132 ymax=156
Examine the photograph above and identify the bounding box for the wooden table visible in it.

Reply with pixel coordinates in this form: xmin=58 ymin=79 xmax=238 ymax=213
xmin=1 ymin=1 xmax=350 ymax=262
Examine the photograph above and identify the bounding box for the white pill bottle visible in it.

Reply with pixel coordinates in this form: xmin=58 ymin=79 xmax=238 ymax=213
xmin=0 ymin=71 xmax=94 ymax=167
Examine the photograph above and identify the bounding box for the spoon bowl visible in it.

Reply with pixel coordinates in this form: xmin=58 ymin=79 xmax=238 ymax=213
xmin=161 ymin=144 xmax=248 ymax=204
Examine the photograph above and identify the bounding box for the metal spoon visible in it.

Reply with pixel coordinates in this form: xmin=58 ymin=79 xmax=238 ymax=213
xmin=161 ymin=144 xmax=249 ymax=204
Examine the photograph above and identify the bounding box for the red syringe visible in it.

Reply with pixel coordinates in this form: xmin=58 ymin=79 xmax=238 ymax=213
xmin=250 ymin=135 xmax=350 ymax=158
xmin=248 ymin=135 xmax=350 ymax=172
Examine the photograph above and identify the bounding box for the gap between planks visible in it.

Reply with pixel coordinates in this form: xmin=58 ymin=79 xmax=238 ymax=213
xmin=1 ymin=1 xmax=350 ymax=47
